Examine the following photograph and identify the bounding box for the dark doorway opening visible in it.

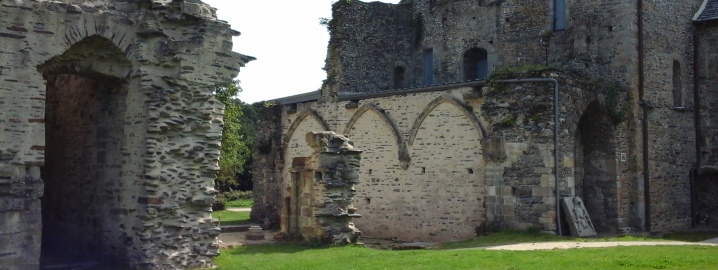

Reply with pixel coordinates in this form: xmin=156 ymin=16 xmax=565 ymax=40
xmin=37 ymin=36 xmax=131 ymax=269
xmin=574 ymin=101 xmax=619 ymax=234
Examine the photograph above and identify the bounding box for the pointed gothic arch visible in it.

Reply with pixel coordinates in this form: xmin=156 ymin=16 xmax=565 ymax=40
xmin=408 ymin=95 xmax=488 ymax=145
xmin=343 ymin=103 xmax=411 ymax=169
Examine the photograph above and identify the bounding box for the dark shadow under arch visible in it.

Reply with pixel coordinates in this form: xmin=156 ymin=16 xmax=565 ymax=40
xmin=408 ymin=95 xmax=488 ymax=145
xmin=38 ymin=34 xmax=133 ymax=267
xmin=574 ymin=100 xmax=619 ymax=234
xmin=343 ymin=103 xmax=411 ymax=169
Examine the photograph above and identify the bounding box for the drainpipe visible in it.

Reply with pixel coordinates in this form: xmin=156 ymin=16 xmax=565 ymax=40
xmin=637 ymin=0 xmax=651 ymax=233
xmin=496 ymin=78 xmax=562 ymax=236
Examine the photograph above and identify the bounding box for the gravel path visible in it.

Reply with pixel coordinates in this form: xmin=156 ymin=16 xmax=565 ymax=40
xmin=483 ymin=241 xmax=718 ymax=251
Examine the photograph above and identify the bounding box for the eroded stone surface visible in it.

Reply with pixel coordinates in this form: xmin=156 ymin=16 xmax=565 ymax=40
xmin=0 ymin=0 xmax=250 ymax=269
xmin=283 ymin=132 xmax=363 ymax=245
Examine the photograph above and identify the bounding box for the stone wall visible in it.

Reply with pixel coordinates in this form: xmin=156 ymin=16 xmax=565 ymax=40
xmin=0 ymin=0 xmax=246 ymax=269
xmin=696 ymin=21 xmax=718 ymax=228
xmin=641 ymin=0 xmax=702 ymax=232
xmin=253 ymin=71 xmax=643 ymax=241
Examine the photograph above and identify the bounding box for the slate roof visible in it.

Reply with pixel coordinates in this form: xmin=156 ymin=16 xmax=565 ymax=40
xmin=695 ymin=0 xmax=718 ymax=22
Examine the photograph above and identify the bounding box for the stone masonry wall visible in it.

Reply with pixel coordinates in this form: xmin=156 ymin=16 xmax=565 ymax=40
xmin=642 ymin=0 xmax=702 ymax=231
xmin=253 ymin=72 xmax=641 ymax=241
xmin=0 ymin=0 xmax=245 ymax=269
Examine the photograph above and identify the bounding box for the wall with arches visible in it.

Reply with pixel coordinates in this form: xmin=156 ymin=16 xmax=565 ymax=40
xmin=0 ymin=1 xmax=248 ymax=269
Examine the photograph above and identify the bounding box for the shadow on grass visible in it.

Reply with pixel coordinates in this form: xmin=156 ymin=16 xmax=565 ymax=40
xmin=221 ymin=242 xmax=339 ymax=256
xmin=661 ymin=231 xmax=718 ymax=242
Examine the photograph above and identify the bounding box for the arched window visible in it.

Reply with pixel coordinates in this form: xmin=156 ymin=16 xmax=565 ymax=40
xmin=673 ymin=60 xmax=683 ymax=107
xmin=393 ymin=66 xmax=405 ymax=89
xmin=463 ymin=48 xmax=488 ymax=81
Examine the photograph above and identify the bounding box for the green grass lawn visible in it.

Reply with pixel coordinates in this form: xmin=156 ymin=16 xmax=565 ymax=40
xmin=213 ymin=210 xmax=251 ymax=226
xmin=226 ymin=199 xmax=253 ymax=208
xmin=213 ymin=244 xmax=718 ymax=270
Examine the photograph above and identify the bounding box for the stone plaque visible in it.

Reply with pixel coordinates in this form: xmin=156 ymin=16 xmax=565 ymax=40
xmin=561 ymin=196 xmax=597 ymax=237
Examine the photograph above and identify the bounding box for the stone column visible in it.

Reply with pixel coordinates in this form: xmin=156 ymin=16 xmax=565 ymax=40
xmin=299 ymin=132 xmax=363 ymax=245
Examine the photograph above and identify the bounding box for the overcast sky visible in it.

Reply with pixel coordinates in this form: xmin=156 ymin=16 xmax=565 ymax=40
xmin=201 ymin=0 xmax=401 ymax=103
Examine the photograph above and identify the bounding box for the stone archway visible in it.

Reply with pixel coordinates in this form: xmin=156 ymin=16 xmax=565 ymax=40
xmin=38 ymin=35 xmax=135 ymax=267
xmin=574 ymin=101 xmax=619 ymax=234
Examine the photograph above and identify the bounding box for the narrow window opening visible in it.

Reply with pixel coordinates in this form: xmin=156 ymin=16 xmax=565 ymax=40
xmin=315 ymin=171 xmax=323 ymax=181
xmin=368 ymin=169 xmax=373 ymax=175
xmin=554 ymin=0 xmax=566 ymax=31
xmin=673 ymin=60 xmax=683 ymax=107
xmin=467 ymin=168 xmax=474 ymax=174
xmin=393 ymin=66 xmax=405 ymax=89
xmin=421 ymin=167 xmax=426 ymax=174
xmin=423 ymin=48 xmax=434 ymax=86
xmin=365 ymin=197 xmax=371 ymax=204
xmin=463 ymin=48 xmax=489 ymax=81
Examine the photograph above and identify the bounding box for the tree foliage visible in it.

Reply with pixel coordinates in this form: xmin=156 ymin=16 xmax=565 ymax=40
xmin=215 ymin=80 xmax=242 ymax=190
xmin=214 ymin=80 xmax=256 ymax=192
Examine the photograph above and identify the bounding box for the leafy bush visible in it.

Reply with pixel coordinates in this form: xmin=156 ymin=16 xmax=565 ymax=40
xmin=217 ymin=190 xmax=253 ymax=201
xmin=213 ymin=197 xmax=226 ymax=211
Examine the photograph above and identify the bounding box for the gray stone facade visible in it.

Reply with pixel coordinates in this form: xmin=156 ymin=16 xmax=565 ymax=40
xmin=254 ymin=0 xmax=718 ymax=241
xmin=0 ymin=0 xmax=248 ymax=269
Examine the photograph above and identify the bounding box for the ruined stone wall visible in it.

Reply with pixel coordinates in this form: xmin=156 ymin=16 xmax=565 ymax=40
xmin=327 ymin=1 xmax=414 ymax=95
xmin=0 ymin=0 xmax=245 ymax=268
xmin=251 ymin=105 xmax=284 ymax=229
xmin=641 ymin=0 xmax=703 ymax=232
xmin=253 ymin=72 xmax=643 ymax=241
xmin=696 ymin=22 xmax=718 ymax=226
xmin=697 ymin=23 xmax=718 ymax=171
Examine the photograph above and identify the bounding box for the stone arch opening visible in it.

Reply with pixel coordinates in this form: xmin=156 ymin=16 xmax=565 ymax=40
xmin=37 ymin=35 xmax=134 ymax=267
xmin=463 ymin=48 xmax=488 ymax=81
xmin=574 ymin=101 xmax=618 ymax=234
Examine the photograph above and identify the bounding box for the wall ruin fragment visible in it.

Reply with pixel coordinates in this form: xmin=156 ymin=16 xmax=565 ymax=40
xmin=0 ymin=0 xmax=250 ymax=268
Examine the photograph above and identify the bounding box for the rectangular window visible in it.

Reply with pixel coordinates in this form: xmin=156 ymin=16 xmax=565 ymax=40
xmin=423 ymin=48 xmax=434 ymax=86
xmin=554 ymin=0 xmax=566 ymax=31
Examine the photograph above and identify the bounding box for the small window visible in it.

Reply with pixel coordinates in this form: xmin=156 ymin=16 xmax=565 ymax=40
xmin=393 ymin=66 xmax=405 ymax=89
xmin=463 ymin=48 xmax=488 ymax=81
xmin=423 ymin=49 xmax=434 ymax=86
xmin=673 ymin=60 xmax=683 ymax=107
xmin=554 ymin=0 xmax=566 ymax=31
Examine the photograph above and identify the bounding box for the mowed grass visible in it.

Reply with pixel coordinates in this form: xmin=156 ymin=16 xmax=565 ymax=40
xmin=226 ymin=198 xmax=253 ymax=208
xmin=214 ymin=244 xmax=718 ymax=270
xmin=213 ymin=210 xmax=251 ymax=226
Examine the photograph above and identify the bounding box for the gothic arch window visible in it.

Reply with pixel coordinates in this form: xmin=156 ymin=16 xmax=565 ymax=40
xmin=393 ymin=66 xmax=406 ymax=89
xmin=673 ymin=60 xmax=683 ymax=107
xmin=463 ymin=48 xmax=488 ymax=81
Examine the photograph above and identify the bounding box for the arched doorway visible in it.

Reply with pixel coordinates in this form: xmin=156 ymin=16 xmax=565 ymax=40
xmin=574 ymin=101 xmax=619 ymax=234
xmin=38 ymin=35 xmax=133 ymax=267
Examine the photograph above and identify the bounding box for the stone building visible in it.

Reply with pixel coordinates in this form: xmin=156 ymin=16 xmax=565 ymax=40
xmin=253 ymin=0 xmax=718 ymax=242
xmin=0 ymin=0 xmax=248 ymax=269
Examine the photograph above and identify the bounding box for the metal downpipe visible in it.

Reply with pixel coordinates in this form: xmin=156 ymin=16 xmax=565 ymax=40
xmin=496 ymin=78 xmax=561 ymax=236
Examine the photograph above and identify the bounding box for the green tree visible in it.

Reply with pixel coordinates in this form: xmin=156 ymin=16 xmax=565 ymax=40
xmin=215 ymin=80 xmax=248 ymax=191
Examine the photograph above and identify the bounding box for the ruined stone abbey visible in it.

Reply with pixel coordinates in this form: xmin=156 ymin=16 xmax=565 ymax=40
xmin=253 ymin=0 xmax=718 ymax=243
xmin=0 ymin=0 xmax=248 ymax=269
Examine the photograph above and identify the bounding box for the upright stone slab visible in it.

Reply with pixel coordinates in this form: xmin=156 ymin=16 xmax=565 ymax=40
xmin=292 ymin=132 xmax=363 ymax=245
xmin=561 ymin=197 xmax=597 ymax=237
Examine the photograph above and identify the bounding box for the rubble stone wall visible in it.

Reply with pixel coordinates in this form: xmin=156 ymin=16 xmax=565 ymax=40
xmin=0 ymin=0 xmax=246 ymax=269
xmin=253 ymin=72 xmax=643 ymax=241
